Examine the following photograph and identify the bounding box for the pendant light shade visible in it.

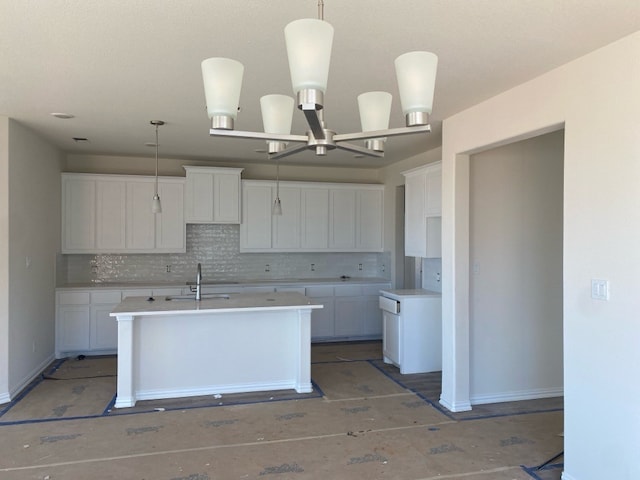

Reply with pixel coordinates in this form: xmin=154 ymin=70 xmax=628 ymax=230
xmin=357 ymin=91 xmax=392 ymax=151
xmin=395 ymin=51 xmax=438 ymax=123
xmin=201 ymin=57 xmax=244 ymax=127
xmin=358 ymin=91 xmax=392 ymax=132
xmin=284 ymin=19 xmax=334 ymax=94
xmin=152 ymin=194 xmax=162 ymax=213
xmin=260 ymin=94 xmax=295 ymax=134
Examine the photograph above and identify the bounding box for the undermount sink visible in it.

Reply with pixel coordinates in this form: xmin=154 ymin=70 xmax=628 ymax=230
xmin=165 ymin=294 xmax=230 ymax=301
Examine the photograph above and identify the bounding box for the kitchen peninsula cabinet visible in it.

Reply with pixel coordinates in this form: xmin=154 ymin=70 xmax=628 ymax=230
xmin=240 ymin=180 xmax=383 ymax=253
xmin=62 ymin=173 xmax=185 ymax=254
xmin=184 ymin=166 xmax=243 ymax=224
xmin=402 ymin=162 xmax=442 ymax=258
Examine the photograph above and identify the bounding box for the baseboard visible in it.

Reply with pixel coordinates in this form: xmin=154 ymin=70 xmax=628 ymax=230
xmin=470 ymin=386 xmax=563 ymax=405
xmin=561 ymin=472 xmax=576 ymax=480
xmin=0 ymin=391 xmax=11 ymax=405
xmin=8 ymin=353 xmax=55 ymax=401
xmin=439 ymin=395 xmax=472 ymax=412
xmin=135 ymin=380 xmax=299 ymax=402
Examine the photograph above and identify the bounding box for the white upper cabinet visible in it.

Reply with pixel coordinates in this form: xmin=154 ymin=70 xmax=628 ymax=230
xmin=62 ymin=176 xmax=96 ymax=252
xmin=301 ymin=188 xmax=329 ymax=249
xmin=184 ymin=166 xmax=243 ymax=224
xmin=272 ymin=186 xmax=302 ymax=249
xmin=62 ymin=173 xmax=185 ymax=254
xmin=402 ymin=161 xmax=442 ymax=258
xmin=240 ymin=180 xmax=383 ymax=253
xmin=329 ymin=189 xmax=357 ymax=249
xmin=240 ymin=181 xmax=273 ymax=251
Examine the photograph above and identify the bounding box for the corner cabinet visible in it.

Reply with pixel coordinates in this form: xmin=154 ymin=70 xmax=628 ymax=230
xmin=62 ymin=173 xmax=185 ymax=254
xmin=402 ymin=162 xmax=442 ymax=258
xmin=183 ymin=166 xmax=243 ymax=224
xmin=240 ymin=180 xmax=384 ymax=253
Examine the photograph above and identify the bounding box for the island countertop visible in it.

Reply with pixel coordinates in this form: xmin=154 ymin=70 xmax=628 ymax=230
xmin=110 ymin=291 xmax=322 ymax=317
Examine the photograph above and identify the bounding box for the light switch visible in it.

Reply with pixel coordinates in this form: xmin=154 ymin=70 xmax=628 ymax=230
xmin=591 ymin=279 xmax=609 ymax=300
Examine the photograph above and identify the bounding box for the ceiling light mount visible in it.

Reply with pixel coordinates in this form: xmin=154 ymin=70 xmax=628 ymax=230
xmin=201 ymin=1 xmax=437 ymax=160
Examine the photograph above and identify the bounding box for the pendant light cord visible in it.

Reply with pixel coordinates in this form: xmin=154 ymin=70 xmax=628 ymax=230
xmin=318 ymin=0 xmax=324 ymax=20
xmin=154 ymin=123 xmax=159 ymax=196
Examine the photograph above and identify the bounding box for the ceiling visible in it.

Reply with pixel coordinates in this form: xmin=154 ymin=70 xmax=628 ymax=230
xmin=1 ymin=1 xmax=638 ymax=169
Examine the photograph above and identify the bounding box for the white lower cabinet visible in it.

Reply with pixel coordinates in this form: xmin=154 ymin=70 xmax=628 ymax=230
xmin=308 ymin=283 xmax=390 ymax=342
xmin=56 ymin=282 xmax=391 ymax=355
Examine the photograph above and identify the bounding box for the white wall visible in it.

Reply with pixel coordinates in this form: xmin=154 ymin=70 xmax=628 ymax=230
xmin=3 ymin=119 xmax=62 ymax=401
xmin=469 ymin=131 xmax=564 ymax=403
xmin=0 ymin=117 xmax=9 ymax=403
xmin=440 ymin=32 xmax=640 ymax=479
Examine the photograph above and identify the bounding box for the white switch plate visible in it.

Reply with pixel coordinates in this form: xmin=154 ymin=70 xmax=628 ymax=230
xmin=591 ymin=279 xmax=609 ymax=300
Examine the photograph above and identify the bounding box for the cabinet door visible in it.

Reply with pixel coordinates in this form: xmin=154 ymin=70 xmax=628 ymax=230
xmin=404 ymin=172 xmax=427 ymax=257
xmin=126 ymin=181 xmax=156 ymax=250
xmin=213 ymin=172 xmax=241 ymax=223
xmin=58 ymin=305 xmax=91 ymax=351
xmin=311 ymin=297 xmax=335 ymax=339
xmin=301 ymin=188 xmax=329 ymax=249
xmin=362 ymin=295 xmax=383 ymax=337
xmin=356 ymin=189 xmax=383 ymax=251
xmin=382 ymin=311 xmax=401 ymax=365
xmin=156 ymin=180 xmax=185 ymax=251
xmin=334 ymin=296 xmax=364 ymax=337
xmin=95 ymin=179 xmax=126 ymax=250
xmin=185 ymin=171 xmax=214 ymax=223
xmin=62 ymin=177 xmax=96 ymax=252
xmin=272 ymin=186 xmax=301 ymax=249
xmin=425 ymin=164 xmax=442 ymax=216
xmin=240 ymin=183 xmax=273 ymax=250
xmin=90 ymin=304 xmax=118 ymax=350
xmin=329 ymin=189 xmax=356 ymax=249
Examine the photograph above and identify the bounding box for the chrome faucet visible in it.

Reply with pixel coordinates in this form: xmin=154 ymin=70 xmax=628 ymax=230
xmin=195 ymin=263 xmax=202 ymax=301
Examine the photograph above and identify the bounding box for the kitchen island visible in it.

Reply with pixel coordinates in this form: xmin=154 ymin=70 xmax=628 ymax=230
xmin=110 ymin=291 xmax=322 ymax=408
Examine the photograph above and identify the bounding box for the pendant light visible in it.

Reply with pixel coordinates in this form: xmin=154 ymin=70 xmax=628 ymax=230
xmin=272 ymin=158 xmax=282 ymax=216
xmin=150 ymin=120 xmax=164 ymax=213
xmin=260 ymin=94 xmax=293 ymax=216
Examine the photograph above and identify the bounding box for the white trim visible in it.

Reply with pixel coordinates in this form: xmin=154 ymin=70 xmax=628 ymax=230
xmin=471 ymin=387 xmax=564 ymax=405
xmin=8 ymin=353 xmax=55 ymax=401
xmin=0 ymin=392 xmax=10 ymax=405
xmin=439 ymin=395 xmax=472 ymax=412
xmin=135 ymin=380 xmax=303 ymax=402
xmin=561 ymin=472 xmax=576 ymax=480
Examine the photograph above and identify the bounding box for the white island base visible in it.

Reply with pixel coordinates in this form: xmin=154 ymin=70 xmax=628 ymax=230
xmin=110 ymin=292 xmax=322 ymax=408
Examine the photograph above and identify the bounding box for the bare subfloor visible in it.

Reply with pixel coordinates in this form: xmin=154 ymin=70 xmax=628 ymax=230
xmin=0 ymin=342 xmax=563 ymax=479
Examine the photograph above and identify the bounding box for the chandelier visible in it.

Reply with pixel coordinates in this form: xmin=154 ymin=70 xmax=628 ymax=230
xmin=200 ymin=1 xmax=437 ymax=159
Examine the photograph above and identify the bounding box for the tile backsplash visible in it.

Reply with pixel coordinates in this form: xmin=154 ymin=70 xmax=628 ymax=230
xmin=62 ymin=224 xmax=390 ymax=285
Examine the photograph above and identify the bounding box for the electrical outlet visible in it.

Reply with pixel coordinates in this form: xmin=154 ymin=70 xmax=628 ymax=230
xmin=311 ymin=264 xmax=315 ymax=272
xmin=166 ymin=265 xmax=171 ymax=273
xmin=381 ymin=264 xmax=386 ymax=272
xmin=265 ymin=264 xmax=270 ymax=272
xmin=358 ymin=263 xmax=363 ymax=271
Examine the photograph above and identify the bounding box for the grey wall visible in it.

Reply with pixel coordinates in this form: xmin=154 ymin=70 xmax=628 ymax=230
xmin=6 ymin=119 xmax=63 ymax=398
xmin=468 ymin=130 xmax=564 ymax=403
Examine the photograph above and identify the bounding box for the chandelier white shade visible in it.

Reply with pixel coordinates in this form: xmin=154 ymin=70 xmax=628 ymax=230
xmin=260 ymin=94 xmax=295 ymax=135
xmin=201 ymin=57 xmax=244 ymax=127
xmin=284 ymin=19 xmax=334 ymax=94
xmin=201 ymin=3 xmax=437 ymax=159
xmin=395 ymin=51 xmax=438 ymax=122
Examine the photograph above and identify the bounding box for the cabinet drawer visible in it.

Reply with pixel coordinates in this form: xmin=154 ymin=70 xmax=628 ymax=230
xmin=91 ymin=291 xmax=123 ymax=304
xmin=334 ymin=285 xmax=362 ymax=297
xmin=58 ymin=292 xmax=90 ymax=305
xmin=362 ymin=284 xmax=389 ymax=296
xmin=121 ymin=289 xmax=153 ymax=299
xmin=275 ymin=286 xmax=306 ymax=295
xmin=306 ymin=286 xmax=334 ymax=297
